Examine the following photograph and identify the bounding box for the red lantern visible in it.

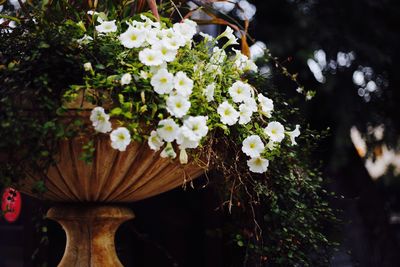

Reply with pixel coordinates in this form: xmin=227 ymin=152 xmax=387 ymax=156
xmin=1 ymin=188 xmax=22 ymax=223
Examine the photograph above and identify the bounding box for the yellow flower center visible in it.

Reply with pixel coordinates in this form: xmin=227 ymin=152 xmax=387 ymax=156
xmin=250 ymin=143 xmax=255 ymax=149
xmin=224 ymin=109 xmax=231 ymax=116
xmin=130 ymin=34 xmax=137 ymax=41
xmin=160 ymin=77 xmax=167 ymax=84
xmin=165 ymin=125 xmax=173 ymax=132
xmin=118 ymin=134 xmax=125 ymax=141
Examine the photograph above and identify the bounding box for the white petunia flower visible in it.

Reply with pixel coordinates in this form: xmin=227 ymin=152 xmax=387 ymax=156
xmin=258 ymin=94 xmax=274 ymax=117
xmin=139 ymin=48 xmax=164 ymax=66
xmin=203 ymin=83 xmax=215 ymax=102
xmin=9 ymin=0 xmax=26 ymax=10
xmin=179 ymin=148 xmax=188 ymax=164
xmin=264 ymin=121 xmax=285 ymax=143
xmin=157 ymin=119 xmax=179 ymax=142
xmin=140 ymin=14 xmax=160 ymax=29
xmin=217 ymin=101 xmax=239 ymax=126
xmin=199 ymin=32 xmax=214 ymax=42
xmin=238 ymin=103 xmax=253 ymax=125
xmin=236 ymin=0 xmax=257 ymax=21
xmin=173 ymin=19 xmax=197 ymax=42
xmin=83 ymin=62 xmax=93 ymax=72
xmin=242 ymin=135 xmax=265 ymax=158
xmin=149 ymin=62 xmax=167 ymax=74
xmin=174 ymin=71 xmax=193 ymax=97
xmin=210 ymin=47 xmax=227 ymax=65
xmin=151 ymin=69 xmax=174 ymax=94
xmin=152 ymin=42 xmax=178 ymax=62
xmin=145 ymin=28 xmax=161 ymax=45
xmin=176 ymin=130 xmax=200 ymax=149
xmin=243 ymin=97 xmax=258 ymax=112
xmin=140 ymin=70 xmax=151 ymax=80
xmin=166 ymin=95 xmax=191 ymax=118
xmin=163 ymin=35 xmax=186 ymax=51
xmin=120 ymin=73 xmax=132 ymax=85
xmin=110 ymin=127 xmax=131 ymax=151
xmin=181 ymin=116 xmax=208 ymax=141
xmin=213 ymin=0 xmax=238 ymax=14
xmin=250 ymin=41 xmax=266 ymax=61
xmin=247 ymin=157 xmax=269 ymax=173
xmin=160 ymin=142 xmax=177 ymax=159
xmin=77 ymin=34 xmax=93 ymax=45
xmin=119 ymin=27 xmax=146 ymax=48
xmin=90 ymin=107 xmax=112 ymax=133
xmin=287 ymin=125 xmax=301 ymax=145
xmin=218 ymin=26 xmax=238 ymax=46
xmin=148 ymin=130 xmax=164 ymax=151
xmin=95 ymin=20 xmax=117 ymax=33
xmin=228 ymin=81 xmax=253 ymax=103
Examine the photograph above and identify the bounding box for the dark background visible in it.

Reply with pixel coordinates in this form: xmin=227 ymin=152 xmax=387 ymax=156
xmin=2 ymin=0 xmax=400 ymax=266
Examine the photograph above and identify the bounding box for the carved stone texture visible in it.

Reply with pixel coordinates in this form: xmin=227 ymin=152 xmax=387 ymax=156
xmin=47 ymin=205 xmax=134 ymax=267
xmin=21 ymin=134 xmax=205 ymax=203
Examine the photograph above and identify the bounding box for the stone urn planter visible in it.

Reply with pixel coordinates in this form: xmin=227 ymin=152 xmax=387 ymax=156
xmin=19 ymin=98 xmax=206 ymax=266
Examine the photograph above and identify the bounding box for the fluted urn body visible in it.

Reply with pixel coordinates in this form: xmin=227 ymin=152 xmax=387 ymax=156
xmin=18 ymin=107 xmax=206 ymax=266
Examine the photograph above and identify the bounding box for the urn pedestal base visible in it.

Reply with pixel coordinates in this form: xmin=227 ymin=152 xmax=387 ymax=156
xmin=47 ymin=205 xmax=134 ymax=267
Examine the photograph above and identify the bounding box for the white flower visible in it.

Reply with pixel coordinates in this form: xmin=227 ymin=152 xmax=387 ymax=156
xmin=145 ymin=28 xmax=161 ymax=45
xmin=149 ymin=62 xmax=168 ymax=74
xmin=204 ymin=83 xmax=215 ymax=102
xmin=242 ymin=135 xmax=265 ymax=158
xmin=243 ymin=97 xmax=258 ymax=112
xmin=247 ymin=157 xmax=269 ymax=173
xmin=287 ymin=125 xmax=301 ymax=145
xmin=250 ymin=41 xmax=266 ymax=61
xmin=148 ymin=130 xmax=164 ymax=151
xmin=173 ymin=19 xmax=197 ymax=42
xmin=218 ymin=26 xmax=238 ymax=46
xmin=95 ymin=20 xmax=117 ymax=33
xmin=151 ymin=69 xmax=174 ymax=94
xmin=174 ymin=71 xmax=193 ymax=97
xmin=210 ymin=47 xmax=227 ymax=64
xmin=140 ymin=14 xmax=160 ymax=29
xmin=160 ymin=142 xmax=177 ymax=159
xmin=238 ymin=103 xmax=253 ymax=125
xmin=139 ymin=48 xmax=164 ymax=66
xmin=90 ymin=107 xmax=112 ymax=133
xmin=199 ymin=32 xmax=214 ymax=42
xmin=87 ymin=10 xmax=99 ymax=16
xmin=140 ymin=70 xmax=151 ymax=80
xmin=179 ymin=148 xmax=188 ymax=164
xmin=9 ymin=0 xmax=26 ymax=10
xmin=83 ymin=62 xmax=93 ymax=72
xmin=77 ymin=34 xmax=93 ymax=44
xmin=166 ymin=95 xmax=191 ymax=118
xmin=213 ymin=0 xmax=238 ymax=14
xmin=157 ymin=119 xmax=179 ymax=142
xmin=181 ymin=116 xmax=208 ymax=141
xmin=236 ymin=0 xmax=257 ymax=21
xmin=176 ymin=130 xmax=200 ymax=149
xmin=152 ymin=42 xmax=177 ymax=62
xmin=264 ymin=121 xmax=285 ymax=143
xmin=232 ymin=48 xmax=258 ymax=72
xmin=258 ymin=94 xmax=274 ymax=117
xmin=217 ymin=101 xmax=239 ymax=126
xmin=119 ymin=27 xmax=146 ymax=48
xmin=163 ymin=35 xmax=186 ymax=50
xmin=110 ymin=127 xmax=131 ymax=151
xmin=120 ymin=73 xmax=132 ymax=85
xmin=228 ymin=81 xmax=253 ymax=103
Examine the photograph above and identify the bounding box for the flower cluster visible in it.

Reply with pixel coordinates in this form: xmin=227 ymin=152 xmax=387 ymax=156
xmin=81 ymin=13 xmax=300 ymax=173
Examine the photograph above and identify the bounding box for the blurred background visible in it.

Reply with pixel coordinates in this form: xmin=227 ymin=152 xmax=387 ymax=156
xmin=1 ymin=0 xmax=400 ymax=266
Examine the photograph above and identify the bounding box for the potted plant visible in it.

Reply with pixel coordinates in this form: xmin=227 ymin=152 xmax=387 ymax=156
xmin=1 ymin=0 xmax=335 ymax=266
